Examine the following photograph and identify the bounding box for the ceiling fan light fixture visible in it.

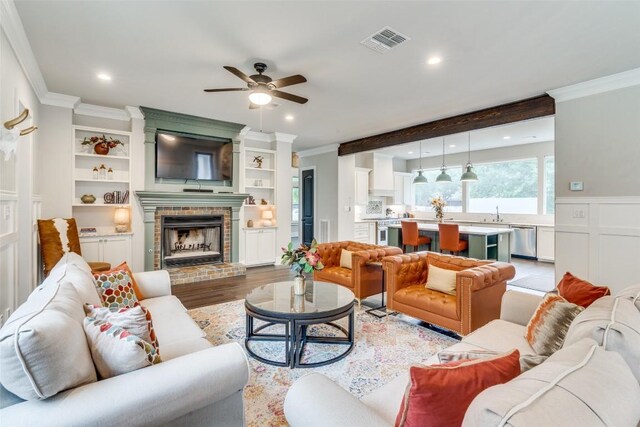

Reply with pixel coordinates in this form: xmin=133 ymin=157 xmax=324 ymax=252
xmin=248 ymin=89 xmax=272 ymax=106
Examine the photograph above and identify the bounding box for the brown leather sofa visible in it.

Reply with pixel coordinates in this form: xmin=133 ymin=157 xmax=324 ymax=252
xmin=383 ymin=252 xmax=515 ymax=335
xmin=313 ymin=241 xmax=403 ymax=303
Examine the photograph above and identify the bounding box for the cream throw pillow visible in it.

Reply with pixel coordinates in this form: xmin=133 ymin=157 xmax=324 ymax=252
xmin=0 ymin=280 xmax=97 ymax=400
xmin=340 ymin=249 xmax=353 ymax=269
xmin=426 ymin=264 xmax=458 ymax=295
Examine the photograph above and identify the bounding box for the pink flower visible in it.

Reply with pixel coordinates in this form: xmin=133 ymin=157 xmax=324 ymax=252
xmin=306 ymin=251 xmax=318 ymax=266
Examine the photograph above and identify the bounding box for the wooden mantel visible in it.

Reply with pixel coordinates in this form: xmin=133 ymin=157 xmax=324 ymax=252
xmin=338 ymin=94 xmax=555 ymax=156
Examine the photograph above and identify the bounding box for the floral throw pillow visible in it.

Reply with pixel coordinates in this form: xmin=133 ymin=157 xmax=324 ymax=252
xmin=94 ymin=269 xmax=139 ymax=309
xmin=83 ymin=317 xmax=161 ymax=379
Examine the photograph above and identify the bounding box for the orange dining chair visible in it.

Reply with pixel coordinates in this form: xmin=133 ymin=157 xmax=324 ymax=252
xmin=438 ymin=223 xmax=468 ymax=255
xmin=401 ymin=221 xmax=431 ymax=253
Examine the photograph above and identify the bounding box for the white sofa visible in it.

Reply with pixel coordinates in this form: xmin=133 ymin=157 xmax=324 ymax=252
xmin=284 ymin=288 xmax=640 ymax=426
xmin=0 ymin=253 xmax=249 ymax=426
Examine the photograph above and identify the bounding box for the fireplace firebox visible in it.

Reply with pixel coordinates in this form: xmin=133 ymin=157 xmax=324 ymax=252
xmin=161 ymin=215 xmax=224 ymax=268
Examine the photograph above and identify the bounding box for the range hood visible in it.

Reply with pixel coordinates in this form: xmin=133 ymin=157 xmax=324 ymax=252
xmin=368 ymin=153 xmax=395 ymax=197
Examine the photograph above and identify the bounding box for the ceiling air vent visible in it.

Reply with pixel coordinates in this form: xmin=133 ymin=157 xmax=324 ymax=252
xmin=361 ymin=26 xmax=410 ymax=53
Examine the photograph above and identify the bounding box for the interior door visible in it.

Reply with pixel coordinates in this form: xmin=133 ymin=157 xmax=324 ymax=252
xmin=301 ymin=169 xmax=314 ymax=246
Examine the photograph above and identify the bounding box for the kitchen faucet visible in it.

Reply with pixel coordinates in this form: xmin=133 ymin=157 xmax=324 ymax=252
xmin=494 ymin=205 xmax=501 ymax=222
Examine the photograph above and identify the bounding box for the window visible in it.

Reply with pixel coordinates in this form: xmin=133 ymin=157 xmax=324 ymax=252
xmin=544 ymin=156 xmax=555 ymax=215
xmin=468 ymin=159 xmax=538 ymax=214
xmin=413 ymin=167 xmax=463 ymax=212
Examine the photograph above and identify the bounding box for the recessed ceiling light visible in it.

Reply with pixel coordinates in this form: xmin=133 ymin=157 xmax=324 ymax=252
xmin=285 ymin=115 xmax=294 ymax=121
xmin=427 ymin=57 xmax=442 ymax=65
xmin=97 ymin=73 xmax=111 ymax=81
xmin=503 ymin=136 xmax=511 ymax=140
xmin=449 ymin=144 xmax=456 ymax=148
xmin=408 ymin=151 xmax=414 ymax=154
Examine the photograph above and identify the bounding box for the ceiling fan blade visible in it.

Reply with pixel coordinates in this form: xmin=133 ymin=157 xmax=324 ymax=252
xmin=270 ymin=90 xmax=308 ymax=104
xmin=223 ymin=66 xmax=255 ymax=84
xmin=203 ymin=88 xmax=248 ymax=92
xmin=269 ymin=74 xmax=307 ymax=89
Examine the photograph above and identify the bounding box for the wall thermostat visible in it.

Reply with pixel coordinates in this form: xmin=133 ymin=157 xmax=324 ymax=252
xmin=570 ymin=181 xmax=584 ymax=191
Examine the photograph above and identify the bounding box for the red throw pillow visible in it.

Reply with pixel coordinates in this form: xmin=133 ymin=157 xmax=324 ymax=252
xmin=395 ymin=349 xmax=521 ymax=427
xmin=557 ymin=272 xmax=610 ymax=308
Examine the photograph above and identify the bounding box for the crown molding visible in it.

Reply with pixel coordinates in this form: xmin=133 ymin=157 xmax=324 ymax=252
xmin=243 ymin=129 xmax=297 ymax=143
xmin=125 ymin=106 xmax=144 ymax=120
xmin=40 ymin=92 xmax=80 ymax=109
xmin=548 ymin=67 xmax=640 ymax=102
xmin=74 ymin=103 xmax=130 ymax=121
xmin=273 ymin=132 xmax=297 ymax=143
xmin=297 ymin=143 xmax=339 ymax=158
xmin=0 ymin=0 xmax=49 ymax=100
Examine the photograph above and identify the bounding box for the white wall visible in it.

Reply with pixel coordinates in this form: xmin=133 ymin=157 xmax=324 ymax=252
xmin=299 ymin=150 xmax=339 ymax=242
xmin=337 ymin=154 xmax=356 ymax=241
xmin=0 ymin=28 xmax=41 ymax=322
xmin=554 ymin=83 xmax=640 ymax=292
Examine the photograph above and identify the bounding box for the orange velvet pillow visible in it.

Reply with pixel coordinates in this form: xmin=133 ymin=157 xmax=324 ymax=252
xmin=395 ymin=349 xmax=521 ymax=427
xmin=557 ymin=272 xmax=610 ymax=308
xmin=95 ymin=261 xmax=144 ymax=300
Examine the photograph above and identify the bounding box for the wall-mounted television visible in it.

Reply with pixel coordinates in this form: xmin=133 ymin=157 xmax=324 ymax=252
xmin=155 ymin=131 xmax=233 ymax=182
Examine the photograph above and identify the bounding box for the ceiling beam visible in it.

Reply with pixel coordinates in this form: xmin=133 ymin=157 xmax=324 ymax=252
xmin=338 ymin=94 xmax=555 ymax=156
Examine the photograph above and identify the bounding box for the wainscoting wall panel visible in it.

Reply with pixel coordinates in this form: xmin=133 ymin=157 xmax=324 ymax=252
xmin=556 ymin=197 xmax=640 ymax=294
xmin=0 ymin=191 xmax=18 ymax=325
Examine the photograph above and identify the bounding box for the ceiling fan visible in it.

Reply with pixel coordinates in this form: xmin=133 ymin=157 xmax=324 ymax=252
xmin=204 ymin=62 xmax=308 ymax=108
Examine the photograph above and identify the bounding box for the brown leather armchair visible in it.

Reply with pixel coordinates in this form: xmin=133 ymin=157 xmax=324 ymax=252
xmin=383 ymin=252 xmax=515 ymax=335
xmin=313 ymin=241 xmax=403 ymax=303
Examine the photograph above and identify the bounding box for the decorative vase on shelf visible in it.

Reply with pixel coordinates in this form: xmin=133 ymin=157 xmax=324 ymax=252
xmin=293 ymin=274 xmax=306 ymax=296
xmin=94 ymin=142 xmax=110 ymax=155
xmin=80 ymin=194 xmax=96 ymax=204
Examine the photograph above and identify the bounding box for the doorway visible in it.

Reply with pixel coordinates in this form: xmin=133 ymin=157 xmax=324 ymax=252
xmin=301 ymin=168 xmax=315 ymax=246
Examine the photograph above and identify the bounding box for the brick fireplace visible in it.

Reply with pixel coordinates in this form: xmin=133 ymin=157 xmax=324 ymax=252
xmin=137 ymin=191 xmax=248 ymax=285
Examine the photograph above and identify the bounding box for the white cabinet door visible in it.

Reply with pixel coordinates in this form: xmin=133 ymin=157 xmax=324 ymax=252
xmin=537 ymin=227 xmax=555 ymax=262
xmin=354 ymin=168 xmax=370 ymax=205
xmin=353 ymin=223 xmax=370 ymax=243
xmin=393 ymin=173 xmax=404 ymax=205
xmin=403 ymin=175 xmax=413 ymax=206
xmin=260 ymin=229 xmax=276 ymax=264
xmin=368 ymin=223 xmax=377 ymax=244
xmin=246 ymin=229 xmax=276 ymax=266
xmin=102 ymin=235 xmax=132 ymax=267
xmin=80 ymin=237 xmax=102 ymax=262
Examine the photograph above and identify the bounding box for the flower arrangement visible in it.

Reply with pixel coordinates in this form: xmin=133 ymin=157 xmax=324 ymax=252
xmin=431 ymin=196 xmax=447 ymax=222
xmin=281 ymin=239 xmax=324 ymax=277
xmin=82 ymin=135 xmax=123 ymax=155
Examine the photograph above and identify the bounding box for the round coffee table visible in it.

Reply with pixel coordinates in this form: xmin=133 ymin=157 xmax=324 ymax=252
xmin=245 ymin=280 xmax=355 ymax=368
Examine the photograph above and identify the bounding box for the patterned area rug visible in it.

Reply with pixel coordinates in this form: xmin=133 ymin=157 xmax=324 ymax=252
xmin=189 ymin=300 xmax=458 ymax=426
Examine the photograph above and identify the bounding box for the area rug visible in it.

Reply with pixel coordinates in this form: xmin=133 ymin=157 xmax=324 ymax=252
xmin=509 ymin=274 xmax=555 ymax=293
xmin=189 ymin=300 xmax=458 ymax=426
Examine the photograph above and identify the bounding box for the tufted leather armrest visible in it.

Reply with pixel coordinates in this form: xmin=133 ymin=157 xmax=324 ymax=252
xmin=456 ymin=262 xmax=516 ymax=293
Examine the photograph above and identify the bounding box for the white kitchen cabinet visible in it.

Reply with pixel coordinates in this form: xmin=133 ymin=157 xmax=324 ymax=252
xmin=537 ymin=226 xmax=555 ymax=262
xmin=80 ymin=234 xmax=132 ymax=267
xmin=245 ymin=228 xmax=276 ymax=266
xmin=354 ymin=168 xmax=371 ymax=205
xmin=369 ymin=154 xmax=395 ymax=194
xmin=353 ymin=222 xmax=376 ymax=244
xmin=393 ymin=172 xmax=413 ymax=205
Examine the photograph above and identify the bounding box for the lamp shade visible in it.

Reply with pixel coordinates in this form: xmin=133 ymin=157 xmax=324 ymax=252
xmin=436 ymin=168 xmax=452 ymax=183
xmin=114 ymin=207 xmax=130 ymax=232
xmin=261 ymin=209 xmax=273 ymax=226
xmin=413 ymin=170 xmax=428 ymax=184
xmin=249 ymin=88 xmax=272 ymax=106
xmin=460 ymin=164 xmax=478 ymax=182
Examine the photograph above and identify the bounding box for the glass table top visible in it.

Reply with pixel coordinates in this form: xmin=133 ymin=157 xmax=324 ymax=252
xmin=245 ymin=281 xmax=355 ymax=316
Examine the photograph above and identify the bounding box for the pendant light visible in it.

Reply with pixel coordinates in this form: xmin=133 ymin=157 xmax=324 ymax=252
xmin=413 ymin=140 xmax=428 ymax=184
xmin=436 ymin=137 xmax=452 ymax=182
xmin=460 ymin=132 xmax=478 ymax=182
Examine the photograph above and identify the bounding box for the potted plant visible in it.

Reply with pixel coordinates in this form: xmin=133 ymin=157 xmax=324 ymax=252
xmin=431 ymin=196 xmax=446 ymax=222
xmin=82 ymin=135 xmax=123 ymax=155
xmin=281 ymin=240 xmax=324 ymax=295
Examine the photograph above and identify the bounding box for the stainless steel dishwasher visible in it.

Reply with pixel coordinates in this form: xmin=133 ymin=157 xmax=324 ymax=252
xmin=510 ymin=225 xmax=537 ymax=259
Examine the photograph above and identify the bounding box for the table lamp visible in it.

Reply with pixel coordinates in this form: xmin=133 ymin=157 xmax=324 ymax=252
xmin=262 ymin=210 xmax=273 ymax=227
xmin=114 ymin=207 xmax=130 ymax=232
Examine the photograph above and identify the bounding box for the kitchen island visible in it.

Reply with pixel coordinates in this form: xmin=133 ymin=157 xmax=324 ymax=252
xmin=387 ymin=223 xmax=513 ymax=262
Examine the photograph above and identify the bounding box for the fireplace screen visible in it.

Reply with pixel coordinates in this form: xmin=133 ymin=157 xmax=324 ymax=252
xmin=161 ymin=215 xmax=224 ymax=267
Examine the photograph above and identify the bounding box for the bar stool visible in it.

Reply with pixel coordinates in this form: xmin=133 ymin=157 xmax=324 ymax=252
xmin=401 ymin=221 xmax=431 ymax=253
xmin=438 ymin=223 xmax=468 ymax=255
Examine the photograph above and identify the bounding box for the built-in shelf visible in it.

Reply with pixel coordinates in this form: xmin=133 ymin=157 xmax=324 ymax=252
xmin=74 ymin=153 xmax=130 ymax=160
xmin=73 ymin=203 xmax=131 ymax=208
xmin=245 ymin=186 xmax=275 ymax=190
xmin=244 ymin=204 xmax=274 ymax=207
xmin=75 ymin=179 xmax=129 ymax=184
xmin=246 ymin=167 xmax=275 ymax=172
